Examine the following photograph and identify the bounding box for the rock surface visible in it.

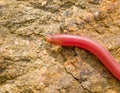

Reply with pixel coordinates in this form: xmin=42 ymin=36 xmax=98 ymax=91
xmin=0 ymin=0 xmax=120 ymax=93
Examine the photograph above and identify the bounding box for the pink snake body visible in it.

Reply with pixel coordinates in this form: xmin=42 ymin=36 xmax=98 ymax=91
xmin=46 ymin=34 xmax=120 ymax=80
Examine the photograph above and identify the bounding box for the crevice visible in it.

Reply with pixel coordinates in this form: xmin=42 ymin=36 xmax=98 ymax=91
xmin=64 ymin=64 xmax=93 ymax=93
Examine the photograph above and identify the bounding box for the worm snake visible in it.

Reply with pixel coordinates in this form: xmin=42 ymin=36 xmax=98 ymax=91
xmin=45 ymin=34 xmax=120 ymax=80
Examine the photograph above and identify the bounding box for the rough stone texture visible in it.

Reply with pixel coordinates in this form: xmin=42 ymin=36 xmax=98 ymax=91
xmin=0 ymin=0 xmax=120 ymax=93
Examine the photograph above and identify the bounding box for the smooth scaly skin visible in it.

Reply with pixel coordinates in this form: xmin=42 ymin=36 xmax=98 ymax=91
xmin=46 ymin=34 xmax=120 ymax=80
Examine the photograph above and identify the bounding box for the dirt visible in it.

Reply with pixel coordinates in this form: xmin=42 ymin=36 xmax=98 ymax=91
xmin=0 ymin=0 xmax=120 ymax=93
